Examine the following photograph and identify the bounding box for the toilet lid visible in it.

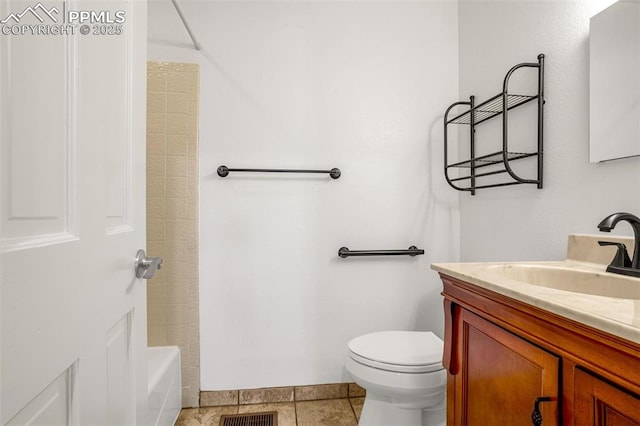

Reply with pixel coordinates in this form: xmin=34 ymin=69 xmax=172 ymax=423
xmin=348 ymin=331 xmax=443 ymax=373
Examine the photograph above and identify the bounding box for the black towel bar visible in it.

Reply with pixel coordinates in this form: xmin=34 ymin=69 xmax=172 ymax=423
xmin=217 ymin=165 xmax=341 ymax=179
xmin=338 ymin=246 xmax=425 ymax=258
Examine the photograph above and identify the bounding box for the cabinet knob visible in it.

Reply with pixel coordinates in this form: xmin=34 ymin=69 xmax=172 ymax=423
xmin=531 ymin=396 xmax=554 ymax=426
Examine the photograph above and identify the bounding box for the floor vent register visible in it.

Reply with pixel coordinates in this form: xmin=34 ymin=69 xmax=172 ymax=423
xmin=219 ymin=411 xmax=278 ymax=426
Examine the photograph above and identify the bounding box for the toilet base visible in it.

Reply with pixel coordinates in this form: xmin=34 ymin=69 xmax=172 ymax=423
xmin=358 ymin=394 xmax=445 ymax=426
xmin=422 ymin=401 xmax=446 ymax=426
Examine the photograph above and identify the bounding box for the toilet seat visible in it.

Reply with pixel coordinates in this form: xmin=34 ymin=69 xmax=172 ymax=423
xmin=347 ymin=331 xmax=444 ymax=374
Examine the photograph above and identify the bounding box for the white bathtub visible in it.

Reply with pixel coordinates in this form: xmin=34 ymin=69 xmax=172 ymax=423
xmin=147 ymin=346 xmax=181 ymax=426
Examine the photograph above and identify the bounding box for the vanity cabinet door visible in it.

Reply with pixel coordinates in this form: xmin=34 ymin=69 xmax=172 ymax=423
xmin=452 ymin=308 xmax=560 ymax=426
xmin=574 ymin=368 xmax=640 ymax=425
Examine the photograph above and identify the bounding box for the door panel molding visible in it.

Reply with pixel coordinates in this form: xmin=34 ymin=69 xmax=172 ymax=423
xmin=106 ymin=311 xmax=134 ymax=425
xmin=1 ymin=1 xmax=78 ymax=251
xmin=106 ymin=0 xmax=135 ymax=235
xmin=5 ymin=361 xmax=78 ymax=426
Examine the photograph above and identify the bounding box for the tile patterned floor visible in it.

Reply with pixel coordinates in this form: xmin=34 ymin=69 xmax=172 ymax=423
xmin=177 ymin=397 xmax=364 ymax=426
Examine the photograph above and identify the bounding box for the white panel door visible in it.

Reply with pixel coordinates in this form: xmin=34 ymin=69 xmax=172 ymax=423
xmin=0 ymin=0 xmax=148 ymax=424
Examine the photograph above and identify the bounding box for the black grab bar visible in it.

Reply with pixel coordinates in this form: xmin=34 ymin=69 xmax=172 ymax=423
xmin=338 ymin=246 xmax=425 ymax=258
xmin=217 ymin=165 xmax=341 ymax=179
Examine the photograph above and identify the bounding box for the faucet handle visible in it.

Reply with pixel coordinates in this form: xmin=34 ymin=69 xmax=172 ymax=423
xmin=598 ymin=241 xmax=632 ymax=268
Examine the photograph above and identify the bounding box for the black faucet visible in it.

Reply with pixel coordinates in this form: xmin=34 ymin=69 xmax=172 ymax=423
xmin=597 ymin=212 xmax=640 ymax=278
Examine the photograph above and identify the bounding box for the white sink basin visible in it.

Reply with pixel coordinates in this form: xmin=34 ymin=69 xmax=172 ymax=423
xmin=482 ymin=263 xmax=640 ymax=299
xmin=431 ymin=234 xmax=640 ymax=344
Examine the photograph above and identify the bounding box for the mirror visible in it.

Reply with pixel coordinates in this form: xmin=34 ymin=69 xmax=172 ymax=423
xmin=590 ymin=0 xmax=640 ymax=163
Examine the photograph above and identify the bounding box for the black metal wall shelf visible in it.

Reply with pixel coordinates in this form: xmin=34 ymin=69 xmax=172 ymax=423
xmin=444 ymin=54 xmax=545 ymax=195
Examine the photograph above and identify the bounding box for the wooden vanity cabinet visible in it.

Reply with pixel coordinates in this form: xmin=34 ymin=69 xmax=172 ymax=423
xmin=574 ymin=369 xmax=640 ymax=426
xmin=440 ymin=274 xmax=640 ymax=426
xmin=450 ymin=307 xmax=560 ymax=425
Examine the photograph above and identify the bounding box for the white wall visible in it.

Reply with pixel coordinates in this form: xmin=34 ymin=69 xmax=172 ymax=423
xmin=457 ymin=0 xmax=640 ymax=262
xmin=148 ymin=1 xmax=460 ymax=390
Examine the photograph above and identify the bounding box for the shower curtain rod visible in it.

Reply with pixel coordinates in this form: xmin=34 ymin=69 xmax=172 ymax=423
xmin=170 ymin=0 xmax=201 ymax=51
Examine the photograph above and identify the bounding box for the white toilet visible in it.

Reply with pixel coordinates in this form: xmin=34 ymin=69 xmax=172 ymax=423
xmin=345 ymin=331 xmax=446 ymax=426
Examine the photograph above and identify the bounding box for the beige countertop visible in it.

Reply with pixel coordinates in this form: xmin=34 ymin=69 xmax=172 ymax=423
xmin=432 ymin=234 xmax=640 ymax=345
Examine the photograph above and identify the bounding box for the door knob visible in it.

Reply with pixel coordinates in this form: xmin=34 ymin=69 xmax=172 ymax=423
xmin=135 ymin=249 xmax=163 ymax=279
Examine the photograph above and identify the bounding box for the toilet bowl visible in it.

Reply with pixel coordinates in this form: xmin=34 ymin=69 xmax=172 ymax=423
xmin=345 ymin=331 xmax=446 ymax=426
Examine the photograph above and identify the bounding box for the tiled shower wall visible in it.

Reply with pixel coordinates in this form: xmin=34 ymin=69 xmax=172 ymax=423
xmin=146 ymin=62 xmax=200 ymax=407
